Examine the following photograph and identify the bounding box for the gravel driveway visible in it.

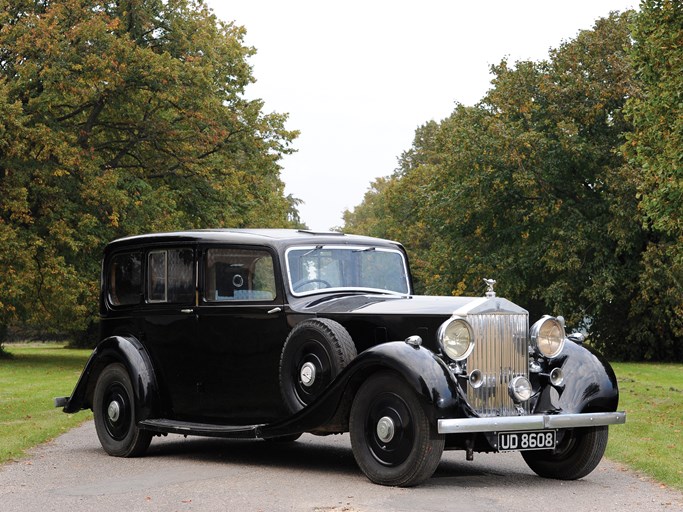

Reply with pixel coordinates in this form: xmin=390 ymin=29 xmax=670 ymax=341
xmin=1 ymin=421 xmax=681 ymax=512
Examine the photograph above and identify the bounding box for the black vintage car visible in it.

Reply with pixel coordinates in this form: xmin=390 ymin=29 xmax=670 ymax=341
xmin=56 ymin=229 xmax=625 ymax=486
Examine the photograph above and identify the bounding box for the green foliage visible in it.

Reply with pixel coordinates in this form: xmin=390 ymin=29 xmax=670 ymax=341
xmin=345 ymin=11 xmax=681 ymax=361
xmin=0 ymin=0 xmax=300 ymax=342
xmin=622 ymin=0 xmax=683 ymax=360
xmin=466 ymin=13 xmax=645 ymax=350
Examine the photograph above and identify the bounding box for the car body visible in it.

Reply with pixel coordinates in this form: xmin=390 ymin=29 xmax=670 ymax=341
xmin=56 ymin=229 xmax=625 ymax=486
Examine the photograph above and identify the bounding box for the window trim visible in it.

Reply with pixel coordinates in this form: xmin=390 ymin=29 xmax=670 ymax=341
xmin=285 ymin=245 xmax=411 ymax=298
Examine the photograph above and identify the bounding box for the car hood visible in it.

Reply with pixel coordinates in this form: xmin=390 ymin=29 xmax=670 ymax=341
xmin=296 ymin=293 xmax=513 ymax=316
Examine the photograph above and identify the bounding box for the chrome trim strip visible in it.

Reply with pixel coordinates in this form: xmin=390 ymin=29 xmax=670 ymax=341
xmin=284 ymin=245 xmax=411 ymax=297
xmin=437 ymin=412 xmax=626 ymax=434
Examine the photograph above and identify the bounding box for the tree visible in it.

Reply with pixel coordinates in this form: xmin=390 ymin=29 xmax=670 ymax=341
xmin=285 ymin=194 xmax=308 ymax=230
xmin=623 ymin=0 xmax=683 ymax=359
xmin=435 ymin=12 xmax=644 ymax=349
xmin=345 ymin=12 xmax=676 ymax=359
xmin=0 ymin=0 xmax=299 ymax=345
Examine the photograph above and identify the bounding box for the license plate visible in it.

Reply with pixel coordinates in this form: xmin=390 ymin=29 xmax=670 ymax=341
xmin=497 ymin=430 xmax=556 ymax=451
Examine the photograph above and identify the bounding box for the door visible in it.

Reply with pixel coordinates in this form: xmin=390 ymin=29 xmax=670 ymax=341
xmin=195 ymin=245 xmax=289 ymax=423
xmin=141 ymin=246 xmax=200 ymax=417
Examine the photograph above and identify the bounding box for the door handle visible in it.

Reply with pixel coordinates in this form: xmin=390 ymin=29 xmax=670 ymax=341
xmin=267 ymin=307 xmax=282 ymax=314
xmin=180 ymin=308 xmax=194 ymax=314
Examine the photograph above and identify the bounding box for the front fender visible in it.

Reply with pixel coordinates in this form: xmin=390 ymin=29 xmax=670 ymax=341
xmin=260 ymin=341 xmax=470 ymax=438
xmin=61 ymin=336 xmax=160 ymax=421
xmin=537 ymin=340 xmax=620 ymax=414
xmin=343 ymin=341 xmax=471 ymax=419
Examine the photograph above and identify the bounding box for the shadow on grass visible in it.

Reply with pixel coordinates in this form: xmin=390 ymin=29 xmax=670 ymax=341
xmin=0 ymin=347 xmax=90 ymax=369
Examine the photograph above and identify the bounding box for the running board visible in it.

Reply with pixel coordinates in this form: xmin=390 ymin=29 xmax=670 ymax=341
xmin=139 ymin=418 xmax=265 ymax=439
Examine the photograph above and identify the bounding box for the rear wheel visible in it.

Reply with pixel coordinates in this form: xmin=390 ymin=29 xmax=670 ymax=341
xmin=349 ymin=372 xmax=445 ymax=487
xmin=522 ymin=426 xmax=608 ymax=480
xmin=93 ymin=363 xmax=152 ymax=457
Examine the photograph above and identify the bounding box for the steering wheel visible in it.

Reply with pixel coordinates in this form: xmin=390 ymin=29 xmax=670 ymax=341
xmin=293 ymin=278 xmax=332 ymax=292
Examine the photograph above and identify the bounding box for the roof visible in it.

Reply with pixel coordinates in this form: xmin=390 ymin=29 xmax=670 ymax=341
xmin=104 ymin=229 xmax=404 ymax=252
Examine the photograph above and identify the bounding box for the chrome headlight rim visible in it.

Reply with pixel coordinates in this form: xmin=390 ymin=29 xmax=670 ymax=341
xmin=437 ymin=316 xmax=475 ymax=362
xmin=530 ymin=315 xmax=566 ymax=359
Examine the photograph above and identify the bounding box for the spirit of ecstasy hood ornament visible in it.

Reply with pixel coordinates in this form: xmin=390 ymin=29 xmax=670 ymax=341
xmin=483 ymin=278 xmax=496 ymax=298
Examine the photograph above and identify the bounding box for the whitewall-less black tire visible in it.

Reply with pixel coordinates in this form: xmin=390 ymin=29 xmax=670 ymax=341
xmin=279 ymin=318 xmax=357 ymax=413
xmin=349 ymin=372 xmax=445 ymax=487
xmin=522 ymin=426 xmax=608 ymax=480
xmin=93 ymin=363 xmax=152 ymax=457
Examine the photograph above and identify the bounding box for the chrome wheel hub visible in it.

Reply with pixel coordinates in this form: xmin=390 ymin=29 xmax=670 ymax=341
xmin=300 ymin=362 xmax=317 ymax=387
xmin=376 ymin=416 xmax=395 ymax=443
xmin=107 ymin=400 xmax=121 ymax=422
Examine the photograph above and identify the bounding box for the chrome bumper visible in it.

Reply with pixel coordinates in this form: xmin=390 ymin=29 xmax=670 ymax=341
xmin=438 ymin=411 xmax=626 ymax=434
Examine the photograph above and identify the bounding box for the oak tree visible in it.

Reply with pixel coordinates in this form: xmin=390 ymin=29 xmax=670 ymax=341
xmin=0 ymin=0 xmax=298 ymax=345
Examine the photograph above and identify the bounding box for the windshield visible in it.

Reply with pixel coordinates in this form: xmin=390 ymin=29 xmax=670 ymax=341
xmin=286 ymin=245 xmax=411 ymax=296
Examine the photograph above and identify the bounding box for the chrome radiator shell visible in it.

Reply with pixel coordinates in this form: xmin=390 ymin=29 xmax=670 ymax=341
xmin=453 ymin=298 xmax=530 ymax=417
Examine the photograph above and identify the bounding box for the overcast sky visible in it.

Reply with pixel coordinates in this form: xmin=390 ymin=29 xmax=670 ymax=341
xmin=206 ymin=1 xmax=637 ymax=231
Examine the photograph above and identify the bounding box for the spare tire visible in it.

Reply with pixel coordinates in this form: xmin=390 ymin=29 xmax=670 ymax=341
xmin=279 ymin=318 xmax=357 ymax=413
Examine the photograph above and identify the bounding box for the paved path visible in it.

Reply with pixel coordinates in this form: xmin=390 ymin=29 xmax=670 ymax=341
xmin=1 ymin=421 xmax=682 ymax=511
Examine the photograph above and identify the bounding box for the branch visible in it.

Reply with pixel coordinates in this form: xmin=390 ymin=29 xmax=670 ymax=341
xmin=77 ymin=97 xmax=106 ymax=150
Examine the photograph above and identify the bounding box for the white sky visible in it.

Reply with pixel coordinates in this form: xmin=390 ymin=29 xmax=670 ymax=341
xmin=207 ymin=1 xmax=637 ymax=231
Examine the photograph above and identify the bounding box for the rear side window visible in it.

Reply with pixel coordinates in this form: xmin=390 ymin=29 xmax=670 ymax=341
xmin=108 ymin=252 xmax=143 ymax=306
xmin=204 ymin=248 xmax=276 ymax=302
xmin=148 ymin=248 xmax=195 ymax=304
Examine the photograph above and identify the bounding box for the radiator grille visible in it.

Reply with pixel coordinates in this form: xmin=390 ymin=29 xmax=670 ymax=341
xmin=466 ymin=312 xmax=529 ymax=417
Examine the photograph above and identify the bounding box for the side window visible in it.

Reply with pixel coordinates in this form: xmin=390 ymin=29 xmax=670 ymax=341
xmin=148 ymin=251 xmax=167 ymax=302
xmin=108 ymin=252 xmax=142 ymax=306
xmin=205 ymin=248 xmax=276 ymax=302
xmin=147 ymin=248 xmax=195 ymax=304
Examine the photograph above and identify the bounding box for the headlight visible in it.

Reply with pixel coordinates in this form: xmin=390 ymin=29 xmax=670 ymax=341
xmin=549 ymin=367 xmax=564 ymax=386
xmin=509 ymin=376 xmax=533 ymax=402
xmin=438 ymin=317 xmax=475 ymax=361
xmin=530 ymin=316 xmax=565 ymax=358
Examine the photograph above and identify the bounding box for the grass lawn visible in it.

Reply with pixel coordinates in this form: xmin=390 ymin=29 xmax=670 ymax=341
xmin=0 ymin=343 xmax=92 ymax=463
xmin=607 ymin=362 xmax=683 ymax=492
xmin=1 ymin=345 xmax=681 ymax=493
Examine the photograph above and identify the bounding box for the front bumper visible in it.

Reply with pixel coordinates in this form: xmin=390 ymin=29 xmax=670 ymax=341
xmin=438 ymin=411 xmax=626 ymax=434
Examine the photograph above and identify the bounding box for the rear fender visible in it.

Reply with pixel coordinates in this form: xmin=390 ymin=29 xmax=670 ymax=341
xmin=61 ymin=336 xmax=160 ymax=421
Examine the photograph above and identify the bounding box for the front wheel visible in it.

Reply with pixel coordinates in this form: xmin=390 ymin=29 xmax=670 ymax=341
xmin=93 ymin=363 xmax=152 ymax=457
xmin=349 ymin=372 xmax=445 ymax=487
xmin=522 ymin=426 xmax=608 ymax=480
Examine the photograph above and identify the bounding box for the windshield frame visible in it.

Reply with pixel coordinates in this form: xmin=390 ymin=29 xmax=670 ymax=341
xmin=285 ymin=244 xmax=412 ymax=297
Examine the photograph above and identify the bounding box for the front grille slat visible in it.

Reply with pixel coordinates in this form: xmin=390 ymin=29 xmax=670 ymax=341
xmin=467 ymin=313 xmax=529 ymax=417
